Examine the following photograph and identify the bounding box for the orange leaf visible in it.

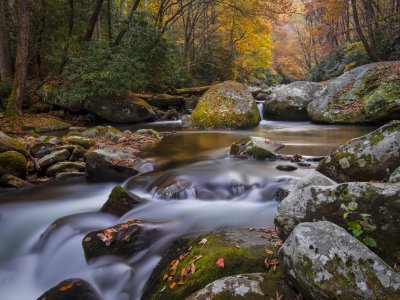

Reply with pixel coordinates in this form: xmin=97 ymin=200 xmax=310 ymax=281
xmin=215 ymin=257 xmax=224 ymax=268
xmin=170 ymin=282 xmax=176 ymax=289
xmin=265 ymin=249 xmax=274 ymax=255
xmin=178 ymin=279 xmax=185 ymax=285
xmin=163 ymin=274 xmax=168 ymax=281
xmin=59 ymin=283 xmax=73 ymax=291
xmin=181 ymin=267 xmax=187 ymax=277
xmin=170 ymin=259 xmax=179 ymax=276
xmin=187 ymin=263 xmax=196 ymax=275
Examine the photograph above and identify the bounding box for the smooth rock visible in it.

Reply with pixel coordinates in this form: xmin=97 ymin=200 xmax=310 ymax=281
xmin=38 ymin=149 xmax=71 ymax=170
xmin=0 ymin=151 xmax=28 ymax=178
xmin=101 ymin=185 xmax=147 ymax=216
xmin=0 ymin=131 xmax=29 ymax=156
xmin=45 ymin=162 xmax=85 ymax=177
xmin=230 ymin=136 xmax=284 ymax=160
xmin=30 ymin=142 xmax=55 ymax=158
xmin=36 ymin=278 xmax=100 ymax=300
xmin=0 ymin=174 xmax=33 ymax=189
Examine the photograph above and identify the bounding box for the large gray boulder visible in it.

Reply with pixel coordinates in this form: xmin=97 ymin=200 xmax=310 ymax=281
xmin=308 ymin=61 xmax=400 ymax=124
xmin=275 ymin=182 xmax=400 ymax=265
xmin=191 ymin=81 xmax=261 ymax=129
xmin=280 ymin=221 xmax=400 ymax=300
xmin=0 ymin=131 xmax=29 ymax=156
xmin=263 ymin=81 xmax=323 ymax=121
xmin=317 ymin=120 xmax=400 ymax=182
xmin=85 ymin=96 xmax=156 ymax=124
xmin=230 ymin=136 xmax=284 ymax=160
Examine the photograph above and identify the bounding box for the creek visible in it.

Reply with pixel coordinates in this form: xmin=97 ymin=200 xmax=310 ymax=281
xmin=0 ymin=121 xmax=375 ymax=300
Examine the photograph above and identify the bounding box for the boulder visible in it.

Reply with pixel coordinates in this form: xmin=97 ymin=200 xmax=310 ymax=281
xmin=30 ymin=142 xmax=56 ymax=158
xmin=101 ymin=186 xmax=147 ymax=216
xmin=81 ymin=126 xmax=122 ymax=140
xmin=36 ymin=278 xmax=100 ymax=300
xmin=292 ymin=170 xmax=337 ymax=190
xmin=307 ymin=61 xmax=400 ymax=124
xmin=0 ymin=174 xmax=33 ymax=189
xmin=263 ymin=81 xmax=323 ymax=121
xmin=191 ymin=81 xmax=261 ymax=129
xmin=276 ymin=165 xmax=297 ymax=172
xmin=142 ymin=227 xmax=286 ymax=300
xmin=0 ymin=131 xmax=29 ymax=156
xmin=187 ymin=273 xmax=298 ymax=300
xmin=82 ymin=220 xmax=158 ymax=261
xmin=280 ymin=221 xmax=400 ymax=300
xmin=69 ymin=145 xmax=87 ymax=162
xmin=0 ymin=151 xmax=28 ymax=178
xmin=275 ymin=182 xmax=400 ymax=265
xmin=45 ymin=162 xmax=85 ymax=177
xmin=389 ymin=166 xmax=400 ymax=183
xmin=38 ymin=149 xmax=71 ymax=170
xmin=85 ymin=96 xmax=156 ymax=124
xmin=55 ymin=172 xmax=86 ymax=182
xmin=65 ymin=136 xmax=94 ymax=149
xmin=317 ymin=121 xmax=400 ymax=182
xmin=230 ymin=137 xmax=284 ymax=160
xmin=85 ymin=149 xmax=152 ymax=182
xmin=130 ymin=93 xmax=185 ymax=109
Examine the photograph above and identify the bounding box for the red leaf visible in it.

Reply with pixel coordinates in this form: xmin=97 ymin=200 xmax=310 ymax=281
xmin=215 ymin=257 xmax=225 ymax=268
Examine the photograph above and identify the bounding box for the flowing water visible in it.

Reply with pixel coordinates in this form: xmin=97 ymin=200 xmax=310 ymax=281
xmin=0 ymin=121 xmax=375 ymax=300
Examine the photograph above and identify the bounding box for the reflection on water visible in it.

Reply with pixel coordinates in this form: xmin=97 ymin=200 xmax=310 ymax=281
xmin=0 ymin=121 xmax=376 ymax=300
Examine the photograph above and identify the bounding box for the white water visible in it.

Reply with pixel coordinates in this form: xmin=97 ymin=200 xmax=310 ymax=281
xmin=0 ymin=121 xmax=375 ymax=300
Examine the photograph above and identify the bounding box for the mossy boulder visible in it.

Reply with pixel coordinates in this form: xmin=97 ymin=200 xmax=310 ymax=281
xmin=45 ymin=162 xmax=85 ymax=177
xmin=21 ymin=115 xmax=71 ymax=133
xmin=0 ymin=131 xmax=29 ymax=156
xmin=143 ymin=228 xmax=287 ymax=300
xmin=191 ymin=81 xmax=261 ymax=129
xmin=36 ymin=278 xmax=100 ymax=300
xmin=275 ymin=182 xmax=400 ymax=265
xmin=38 ymin=149 xmax=71 ymax=170
xmin=30 ymin=141 xmax=56 ymax=158
xmin=389 ymin=166 xmax=400 ymax=183
xmin=65 ymin=136 xmax=94 ymax=149
xmin=307 ymin=61 xmax=400 ymax=124
xmin=82 ymin=220 xmax=158 ymax=261
xmin=101 ymin=186 xmax=147 ymax=216
xmin=230 ymin=137 xmax=284 ymax=160
xmin=187 ymin=273 xmax=298 ymax=300
xmin=317 ymin=121 xmax=400 ymax=182
xmin=0 ymin=151 xmax=28 ymax=179
xmin=280 ymin=221 xmax=400 ymax=300
xmin=68 ymin=145 xmax=87 ymax=162
xmin=81 ymin=126 xmax=122 ymax=140
xmin=0 ymin=174 xmax=32 ymax=189
xmin=263 ymin=81 xmax=323 ymax=121
xmin=85 ymin=95 xmax=156 ymax=124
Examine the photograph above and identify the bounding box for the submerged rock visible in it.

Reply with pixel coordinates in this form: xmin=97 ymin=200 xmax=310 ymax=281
xmin=275 ymin=182 xmax=400 ymax=265
xmin=230 ymin=137 xmax=284 ymax=160
xmin=85 ymin=96 xmax=156 ymax=124
xmin=263 ymin=81 xmax=323 ymax=121
xmin=0 ymin=131 xmax=29 ymax=156
xmin=191 ymin=81 xmax=261 ymax=129
xmin=143 ymin=227 xmax=286 ymax=300
xmin=101 ymin=186 xmax=147 ymax=216
xmin=82 ymin=220 xmax=158 ymax=261
xmin=280 ymin=221 xmax=400 ymax=300
xmin=36 ymin=278 xmax=100 ymax=300
xmin=307 ymin=61 xmax=400 ymax=124
xmin=0 ymin=151 xmax=28 ymax=178
xmin=317 ymin=121 xmax=400 ymax=182
xmin=187 ymin=273 xmax=297 ymax=300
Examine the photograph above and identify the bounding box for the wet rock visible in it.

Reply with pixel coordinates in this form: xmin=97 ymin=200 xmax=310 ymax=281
xmin=308 ymin=61 xmax=400 ymax=124
xmin=55 ymin=172 xmax=86 ymax=181
xmin=65 ymin=136 xmax=94 ymax=149
xmin=38 ymin=149 xmax=71 ymax=170
xmin=275 ymin=182 xmax=400 ymax=265
xmin=30 ymin=142 xmax=56 ymax=158
xmin=276 ymin=165 xmax=297 ymax=172
xmin=0 ymin=151 xmax=28 ymax=178
xmin=36 ymin=278 xmax=100 ymax=300
xmin=143 ymin=227 xmax=285 ymax=300
xmin=69 ymin=145 xmax=87 ymax=162
xmin=293 ymin=170 xmax=337 ymax=190
xmin=85 ymin=95 xmax=156 ymax=124
xmin=45 ymin=162 xmax=85 ymax=177
xmin=317 ymin=121 xmax=400 ymax=182
xmin=81 ymin=126 xmax=122 ymax=140
xmin=85 ymin=149 xmax=152 ymax=182
xmin=388 ymin=166 xmax=400 ymax=183
xmin=230 ymin=137 xmax=284 ymax=160
xmin=82 ymin=220 xmax=158 ymax=260
xmin=191 ymin=81 xmax=261 ymax=129
xmin=184 ymin=95 xmax=199 ymax=110
xmin=0 ymin=174 xmax=33 ymax=189
xmin=280 ymin=221 xmax=400 ymax=300
xmin=0 ymin=131 xmax=29 ymax=156
xmin=274 ymin=186 xmax=292 ymax=201
xmin=187 ymin=273 xmax=298 ymax=300
xmin=101 ymin=185 xmax=147 ymax=216
xmin=263 ymin=81 xmax=323 ymax=121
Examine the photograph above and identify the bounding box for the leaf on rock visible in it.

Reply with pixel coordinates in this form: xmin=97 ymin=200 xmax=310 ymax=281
xmin=199 ymin=238 xmax=207 ymax=247
xmin=169 ymin=282 xmax=176 ymax=289
xmin=215 ymin=257 xmax=225 ymax=268
xmin=181 ymin=267 xmax=187 ymax=277
xmin=59 ymin=283 xmax=74 ymax=291
xmin=163 ymin=274 xmax=168 ymax=281
xmin=265 ymin=249 xmax=274 ymax=255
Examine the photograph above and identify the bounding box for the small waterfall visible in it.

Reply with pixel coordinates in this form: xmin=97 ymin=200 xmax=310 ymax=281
xmin=257 ymin=101 xmax=264 ymax=120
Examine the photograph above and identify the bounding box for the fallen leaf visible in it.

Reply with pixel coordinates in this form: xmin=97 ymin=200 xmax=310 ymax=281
xmin=215 ymin=257 xmax=224 ymax=268
xmin=236 ymin=244 xmax=240 ymax=249
xmin=188 ymin=263 xmax=196 ymax=275
xmin=181 ymin=267 xmax=187 ymax=277
xmin=273 ymin=241 xmax=282 ymax=248
xmin=192 ymin=255 xmax=202 ymax=262
xmin=188 ymin=246 xmax=193 ymax=252
xmin=199 ymin=238 xmax=207 ymax=247
xmin=59 ymin=283 xmax=73 ymax=291
xmin=265 ymin=249 xmax=274 ymax=255
xmin=170 ymin=282 xmax=176 ymax=289
xmin=170 ymin=259 xmax=179 ymax=276
xmin=163 ymin=274 xmax=168 ymax=281
xmin=178 ymin=279 xmax=185 ymax=285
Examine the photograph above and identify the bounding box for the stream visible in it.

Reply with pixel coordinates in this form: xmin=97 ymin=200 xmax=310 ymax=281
xmin=0 ymin=121 xmax=375 ymax=300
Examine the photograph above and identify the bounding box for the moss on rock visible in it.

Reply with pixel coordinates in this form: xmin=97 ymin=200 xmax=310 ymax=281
xmin=0 ymin=151 xmax=28 ymax=179
xmin=0 ymin=131 xmax=29 ymax=156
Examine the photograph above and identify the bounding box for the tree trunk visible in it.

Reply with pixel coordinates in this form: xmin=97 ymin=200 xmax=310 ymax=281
xmin=363 ymin=0 xmax=380 ymax=60
xmin=6 ymin=0 xmax=29 ymax=116
xmin=350 ymin=0 xmax=380 ymax=62
xmin=83 ymin=0 xmax=103 ymax=42
xmin=114 ymin=0 xmax=141 ymax=47
xmin=60 ymin=0 xmax=74 ymax=73
xmin=107 ymin=0 xmax=112 ymax=45
xmin=0 ymin=0 xmax=12 ymax=81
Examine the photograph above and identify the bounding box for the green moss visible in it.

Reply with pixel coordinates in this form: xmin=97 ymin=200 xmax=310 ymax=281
xmin=0 ymin=132 xmax=29 ymax=156
xmin=66 ymin=136 xmax=94 ymax=149
xmin=133 ymin=97 xmax=153 ymax=109
xmin=0 ymin=151 xmax=28 ymax=178
xmin=107 ymin=186 xmax=125 ymax=205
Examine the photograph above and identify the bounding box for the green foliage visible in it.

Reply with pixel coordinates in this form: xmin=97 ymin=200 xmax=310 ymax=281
xmin=362 ymin=236 xmax=377 ymax=248
xmin=0 ymin=81 xmax=12 ymax=109
xmin=59 ymin=24 xmax=180 ymax=104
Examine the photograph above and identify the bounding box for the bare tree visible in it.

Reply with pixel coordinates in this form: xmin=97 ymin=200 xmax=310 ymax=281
xmin=0 ymin=0 xmax=12 ymax=81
